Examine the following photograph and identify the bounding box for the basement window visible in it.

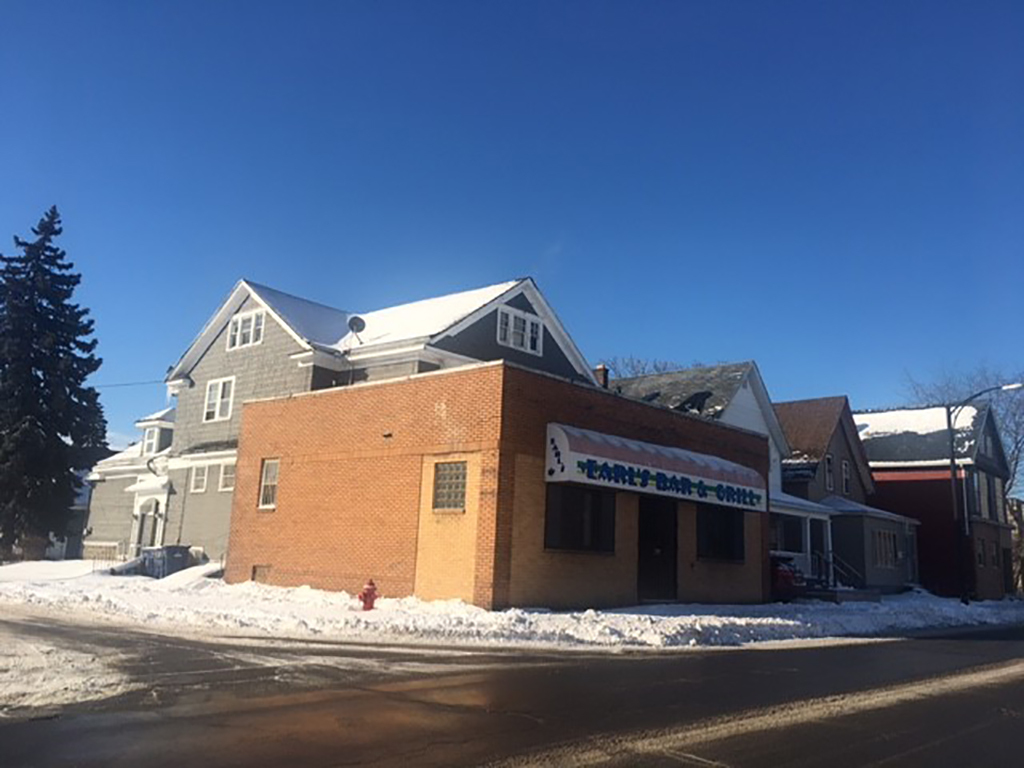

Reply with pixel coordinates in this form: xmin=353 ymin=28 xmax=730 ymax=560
xmin=432 ymin=461 xmax=467 ymax=511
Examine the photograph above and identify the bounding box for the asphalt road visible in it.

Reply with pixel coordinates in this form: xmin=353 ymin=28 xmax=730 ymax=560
xmin=1 ymin=615 xmax=1023 ymax=767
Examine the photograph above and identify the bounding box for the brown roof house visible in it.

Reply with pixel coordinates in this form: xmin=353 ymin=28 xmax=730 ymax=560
xmin=614 ymin=362 xmax=839 ymax=591
xmin=775 ymin=396 xmax=919 ymax=594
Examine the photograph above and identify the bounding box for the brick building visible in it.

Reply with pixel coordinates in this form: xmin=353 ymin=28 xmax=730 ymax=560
xmin=225 ymin=361 xmax=771 ymax=609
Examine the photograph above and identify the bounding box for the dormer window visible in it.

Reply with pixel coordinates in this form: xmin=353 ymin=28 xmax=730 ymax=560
xmin=142 ymin=427 xmax=159 ymax=455
xmin=227 ymin=310 xmax=265 ymax=350
xmin=497 ymin=306 xmax=543 ymax=356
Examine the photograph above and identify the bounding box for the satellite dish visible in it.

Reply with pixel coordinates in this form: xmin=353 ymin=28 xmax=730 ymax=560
xmin=348 ymin=316 xmax=366 ymax=334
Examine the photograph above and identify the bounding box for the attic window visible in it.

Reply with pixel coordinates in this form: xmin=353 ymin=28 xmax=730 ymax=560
xmin=227 ymin=310 xmax=265 ymax=350
xmin=497 ymin=306 xmax=543 ymax=357
xmin=142 ymin=427 xmax=159 ymax=456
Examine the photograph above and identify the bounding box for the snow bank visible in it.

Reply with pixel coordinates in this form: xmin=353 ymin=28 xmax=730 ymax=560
xmin=1 ymin=561 xmax=1023 ymax=650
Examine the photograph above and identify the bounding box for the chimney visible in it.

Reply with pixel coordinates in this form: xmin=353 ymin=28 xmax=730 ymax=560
xmin=593 ymin=364 xmax=609 ymax=389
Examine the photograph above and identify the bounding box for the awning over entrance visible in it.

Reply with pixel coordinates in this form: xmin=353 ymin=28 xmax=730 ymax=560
xmin=124 ymin=475 xmax=170 ymax=494
xmin=546 ymin=423 xmax=766 ymax=512
xmin=772 ymin=491 xmax=833 ymax=520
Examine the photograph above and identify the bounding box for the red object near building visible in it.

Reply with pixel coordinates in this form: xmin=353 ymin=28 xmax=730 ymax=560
xmin=358 ymin=579 xmax=378 ymax=610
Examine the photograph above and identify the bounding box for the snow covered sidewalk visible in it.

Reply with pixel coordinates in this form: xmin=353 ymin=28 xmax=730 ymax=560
xmin=2 ymin=561 xmax=1024 ymax=650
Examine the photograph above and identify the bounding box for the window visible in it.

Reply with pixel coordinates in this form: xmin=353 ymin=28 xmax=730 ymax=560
xmin=142 ymin=427 xmax=159 ymax=455
xmin=697 ymin=505 xmax=745 ymax=562
xmin=227 ymin=309 xmax=265 ymax=350
xmin=824 ymin=454 xmax=834 ymax=492
xmin=219 ymin=463 xmax=236 ymax=492
xmin=841 ymin=459 xmax=851 ymax=495
xmin=976 ymin=538 xmax=985 ymax=567
xmin=191 ymin=465 xmax=208 ymax=493
xmin=986 ymin=473 xmax=998 ymax=522
xmin=258 ymin=459 xmax=279 ymax=508
xmin=873 ymin=530 xmax=898 ymax=569
xmin=544 ymin=484 xmax=615 ymax=552
xmin=995 ymin=478 xmax=1005 ymax=523
xmin=496 ymin=306 xmax=543 ymax=356
xmin=432 ymin=461 xmax=467 ymax=511
xmin=769 ymin=513 xmax=804 ymax=553
xmin=203 ymin=377 xmax=234 ymax=422
xmin=990 ymin=541 xmax=999 ymax=567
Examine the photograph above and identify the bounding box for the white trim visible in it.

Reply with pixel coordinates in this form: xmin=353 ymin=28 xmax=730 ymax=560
xmin=258 ymin=459 xmax=280 ymax=509
xmin=219 ymin=463 xmax=236 ymax=492
xmin=496 ymin=305 xmax=544 ymax=356
xmin=190 ymin=465 xmax=209 ymax=493
xmin=142 ymin=427 xmax=159 ymax=456
xmin=226 ymin=308 xmax=266 ymax=351
xmin=203 ymin=376 xmax=235 ymax=423
xmin=167 ymin=449 xmax=238 ymax=470
xmin=869 ymin=458 xmax=977 ymax=468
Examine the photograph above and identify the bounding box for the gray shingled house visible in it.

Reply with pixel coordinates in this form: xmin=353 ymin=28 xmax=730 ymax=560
xmin=83 ymin=278 xmax=597 ymax=562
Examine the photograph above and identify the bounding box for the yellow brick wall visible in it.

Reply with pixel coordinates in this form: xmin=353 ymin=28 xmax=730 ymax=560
xmin=508 ymin=453 xmax=640 ymax=608
xmin=677 ymin=503 xmax=765 ymax=604
xmin=414 ymin=452 xmax=484 ymax=603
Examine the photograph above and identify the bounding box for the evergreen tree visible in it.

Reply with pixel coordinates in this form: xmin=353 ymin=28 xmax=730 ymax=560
xmin=0 ymin=207 xmax=107 ymax=558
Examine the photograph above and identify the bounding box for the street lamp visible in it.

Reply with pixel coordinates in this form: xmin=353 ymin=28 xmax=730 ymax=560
xmin=946 ymin=382 xmax=1023 ymax=603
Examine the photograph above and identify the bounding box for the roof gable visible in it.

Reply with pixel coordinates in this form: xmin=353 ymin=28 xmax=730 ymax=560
xmin=613 ymin=362 xmax=790 ymax=454
xmin=429 ymin=278 xmax=598 ymax=384
xmin=775 ymin=396 xmax=848 ymax=462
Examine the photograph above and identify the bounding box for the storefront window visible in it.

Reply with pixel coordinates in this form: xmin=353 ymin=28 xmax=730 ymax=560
xmin=544 ymin=484 xmax=615 ymax=553
xmin=697 ymin=505 xmax=744 ymax=562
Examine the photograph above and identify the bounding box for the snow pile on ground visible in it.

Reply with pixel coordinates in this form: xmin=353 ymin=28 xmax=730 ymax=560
xmin=0 ymin=631 xmax=138 ymax=716
xmin=1 ymin=561 xmax=1023 ymax=650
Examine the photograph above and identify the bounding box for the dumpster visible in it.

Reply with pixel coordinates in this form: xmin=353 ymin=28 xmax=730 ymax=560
xmin=141 ymin=547 xmax=166 ymax=578
xmin=141 ymin=546 xmax=192 ymax=578
xmin=163 ymin=545 xmax=191 ymax=577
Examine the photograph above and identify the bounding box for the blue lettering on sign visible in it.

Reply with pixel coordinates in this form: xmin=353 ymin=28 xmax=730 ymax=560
xmin=571 ymin=456 xmax=762 ymax=508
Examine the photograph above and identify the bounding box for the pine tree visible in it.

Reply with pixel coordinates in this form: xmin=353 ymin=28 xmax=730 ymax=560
xmin=0 ymin=207 xmax=107 ymax=559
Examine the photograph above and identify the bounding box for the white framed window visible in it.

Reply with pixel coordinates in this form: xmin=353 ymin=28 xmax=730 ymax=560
xmin=191 ymin=465 xmax=208 ymax=493
xmin=142 ymin=427 xmax=159 ymax=455
xmin=842 ymin=459 xmax=851 ymax=495
xmin=873 ymin=530 xmax=898 ymax=569
xmin=219 ymin=463 xmax=236 ymax=492
xmin=824 ymin=454 xmax=834 ymax=492
xmin=203 ymin=377 xmax=235 ymax=422
xmin=227 ymin=309 xmax=265 ymax=351
xmin=258 ymin=459 xmax=280 ymax=509
xmin=496 ymin=306 xmax=543 ymax=356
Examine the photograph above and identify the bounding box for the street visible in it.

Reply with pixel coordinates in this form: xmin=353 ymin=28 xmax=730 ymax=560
xmin=1 ymin=614 xmax=1023 ymax=767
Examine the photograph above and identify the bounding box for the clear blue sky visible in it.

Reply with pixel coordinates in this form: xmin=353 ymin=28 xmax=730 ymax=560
xmin=2 ymin=1 xmax=1021 ymax=447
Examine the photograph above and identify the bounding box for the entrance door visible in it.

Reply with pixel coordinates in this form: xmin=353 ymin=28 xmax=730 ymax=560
xmin=638 ymin=496 xmax=678 ymax=601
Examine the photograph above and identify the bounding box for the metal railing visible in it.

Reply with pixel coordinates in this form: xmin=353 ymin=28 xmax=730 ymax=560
xmin=811 ymin=550 xmax=865 ymax=589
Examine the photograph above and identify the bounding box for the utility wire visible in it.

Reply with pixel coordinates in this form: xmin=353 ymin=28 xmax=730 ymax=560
xmin=93 ymin=379 xmax=165 ymax=389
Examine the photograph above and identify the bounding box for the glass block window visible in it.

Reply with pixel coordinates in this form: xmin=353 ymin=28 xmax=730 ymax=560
xmin=432 ymin=461 xmax=467 ymax=511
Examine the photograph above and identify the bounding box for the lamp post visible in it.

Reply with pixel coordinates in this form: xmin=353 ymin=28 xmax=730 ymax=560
xmin=946 ymin=382 xmax=1023 ymax=604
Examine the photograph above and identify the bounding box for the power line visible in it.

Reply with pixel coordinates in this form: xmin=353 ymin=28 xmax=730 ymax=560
xmin=93 ymin=379 xmax=165 ymax=389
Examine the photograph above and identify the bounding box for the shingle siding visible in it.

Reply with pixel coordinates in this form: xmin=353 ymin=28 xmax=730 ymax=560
xmin=171 ymin=296 xmax=312 ymax=455
xmin=84 ymin=475 xmax=136 ymax=549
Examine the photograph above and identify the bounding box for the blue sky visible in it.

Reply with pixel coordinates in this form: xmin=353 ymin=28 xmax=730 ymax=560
xmin=2 ymin=1 xmax=1021 ymax=447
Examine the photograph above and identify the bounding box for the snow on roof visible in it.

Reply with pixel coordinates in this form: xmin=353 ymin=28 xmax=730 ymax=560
xmin=854 ymin=405 xmax=982 ymax=464
xmin=246 ymin=281 xmax=352 ymax=348
xmin=333 ymin=280 xmax=520 ymax=353
xmin=135 ymin=407 xmax=175 ymax=425
xmin=855 ymin=406 xmax=977 ymax=439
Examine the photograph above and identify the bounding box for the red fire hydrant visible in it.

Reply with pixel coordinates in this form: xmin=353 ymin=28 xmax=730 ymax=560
xmin=358 ymin=579 xmax=378 ymax=611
